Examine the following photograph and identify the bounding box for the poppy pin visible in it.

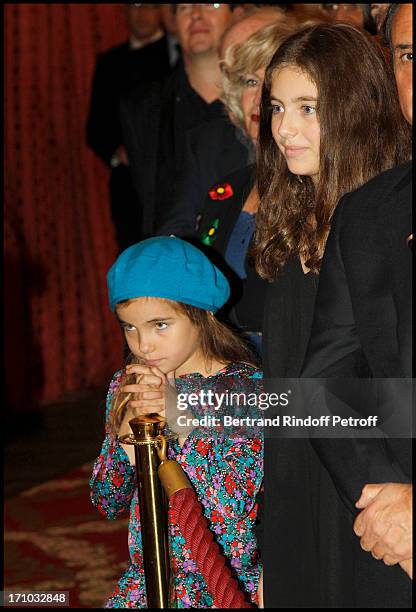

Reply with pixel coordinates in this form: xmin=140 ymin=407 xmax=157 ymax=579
xmin=209 ymin=183 xmax=233 ymax=201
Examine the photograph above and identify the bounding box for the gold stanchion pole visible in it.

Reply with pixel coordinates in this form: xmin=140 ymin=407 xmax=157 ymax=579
xmin=120 ymin=414 xmax=173 ymax=608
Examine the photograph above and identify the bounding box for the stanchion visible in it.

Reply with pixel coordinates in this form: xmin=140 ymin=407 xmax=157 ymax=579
xmin=119 ymin=414 xmax=176 ymax=608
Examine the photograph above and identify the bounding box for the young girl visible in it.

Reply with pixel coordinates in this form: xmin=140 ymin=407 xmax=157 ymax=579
xmin=90 ymin=236 xmax=263 ymax=608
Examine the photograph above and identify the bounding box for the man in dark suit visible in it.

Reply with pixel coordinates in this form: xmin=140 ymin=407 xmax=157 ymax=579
xmin=301 ymin=2 xmax=413 ymax=602
xmin=158 ymin=6 xmax=289 ymax=238
xmin=86 ymin=5 xmax=176 ymax=250
xmin=120 ymin=4 xmax=236 ymax=238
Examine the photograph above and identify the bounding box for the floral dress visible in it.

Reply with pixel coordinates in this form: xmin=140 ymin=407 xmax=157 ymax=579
xmin=90 ymin=362 xmax=263 ymax=608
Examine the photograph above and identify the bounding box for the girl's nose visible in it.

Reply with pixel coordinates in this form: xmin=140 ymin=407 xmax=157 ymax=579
xmin=278 ymin=113 xmax=298 ymax=140
xmin=137 ymin=333 xmax=154 ymax=355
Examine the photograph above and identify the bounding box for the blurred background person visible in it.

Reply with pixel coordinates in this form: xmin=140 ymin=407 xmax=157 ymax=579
xmin=319 ymin=3 xmax=367 ymax=27
xmin=86 ymin=4 xmax=177 ymax=251
xmin=291 ymin=3 xmax=380 ymax=33
xmin=320 ymin=3 xmax=380 ymax=32
xmin=371 ymin=2 xmax=391 ymax=33
xmin=288 ymin=3 xmax=335 ymax=22
xmin=121 ymin=3 xmax=237 ymax=239
xmin=160 ymin=3 xmax=181 ymax=65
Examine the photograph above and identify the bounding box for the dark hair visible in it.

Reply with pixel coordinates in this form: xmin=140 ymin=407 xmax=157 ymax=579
xmin=382 ymin=3 xmax=401 ymax=48
xmin=108 ymin=299 xmax=258 ymax=434
xmin=252 ymin=23 xmax=412 ymax=279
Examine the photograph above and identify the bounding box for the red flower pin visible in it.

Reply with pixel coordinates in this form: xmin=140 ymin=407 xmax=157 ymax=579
xmin=209 ymin=182 xmax=234 ymax=200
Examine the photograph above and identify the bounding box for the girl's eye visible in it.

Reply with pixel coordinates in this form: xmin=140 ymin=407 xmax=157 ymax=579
xmin=155 ymin=321 xmax=168 ymax=330
xmin=270 ymin=104 xmax=283 ymax=114
xmin=122 ymin=323 xmax=135 ymax=333
xmin=302 ymin=105 xmax=316 ymax=115
xmin=245 ymin=77 xmax=258 ymax=87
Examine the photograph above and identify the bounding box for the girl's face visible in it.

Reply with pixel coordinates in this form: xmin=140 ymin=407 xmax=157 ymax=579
xmin=116 ymin=297 xmax=202 ymax=377
xmin=270 ymin=66 xmax=320 ymax=184
xmin=241 ymin=66 xmax=266 ymax=142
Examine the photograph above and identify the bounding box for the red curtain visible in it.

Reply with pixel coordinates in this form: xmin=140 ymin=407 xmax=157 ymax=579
xmin=5 ymin=4 xmax=129 ymax=409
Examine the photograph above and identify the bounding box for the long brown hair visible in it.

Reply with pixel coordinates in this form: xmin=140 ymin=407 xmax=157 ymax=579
xmin=252 ymin=23 xmax=412 ymax=279
xmin=108 ymin=299 xmax=258 ymax=434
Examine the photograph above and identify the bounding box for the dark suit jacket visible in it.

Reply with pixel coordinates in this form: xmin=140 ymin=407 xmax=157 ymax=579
xmin=86 ymin=37 xmax=171 ymax=166
xmin=305 ymin=161 xmax=412 ymax=378
xmin=302 ymin=160 xmax=412 ymax=523
xmin=196 ymin=164 xmax=267 ymax=334
xmin=120 ymin=62 xmax=225 ymax=237
xmin=198 ymin=165 xmax=255 ymax=249
xmin=157 ymin=118 xmax=252 ymax=238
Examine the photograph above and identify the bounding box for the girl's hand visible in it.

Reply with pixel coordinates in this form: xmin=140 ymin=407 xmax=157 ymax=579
xmin=118 ymin=365 xmax=179 ymax=464
xmin=119 ymin=365 xmax=176 ymax=465
xmin=123 ymin=364 xmax=169 ymax=417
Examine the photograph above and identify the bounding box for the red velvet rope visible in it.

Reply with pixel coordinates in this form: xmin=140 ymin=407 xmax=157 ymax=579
xmin=169 ymin=487 xmax=254 ymax=608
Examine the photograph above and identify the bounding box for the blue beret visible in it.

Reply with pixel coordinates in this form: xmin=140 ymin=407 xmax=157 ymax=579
xmin=107 ymin=236 xmax=230 ymax=313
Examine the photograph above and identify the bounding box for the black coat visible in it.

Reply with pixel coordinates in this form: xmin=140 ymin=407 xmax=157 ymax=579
xmin=303 ymin=160 xmax=412 ymax=494
xmin=120 ymin=62 xmax=225 ymax=237
xmin=86 ymin=38 xmax=171 ymax=165
xmin=158 ymin=119 xmax=252 ymax=238
xmin=299 ymin=161 xmax=413 ymax=607
xmin=305 ymin=160 xmax=412 ymax=379
xmin=196 ymin=165 xmax=267 ymax=335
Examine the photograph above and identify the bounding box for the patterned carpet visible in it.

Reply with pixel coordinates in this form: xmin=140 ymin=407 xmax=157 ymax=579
xmin=4 ymin=462 xmax=129 ymax=608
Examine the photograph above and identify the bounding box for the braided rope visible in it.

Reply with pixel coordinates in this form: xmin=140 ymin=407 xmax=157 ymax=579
xmin=169 ymin=488 xmax=253 ymax=608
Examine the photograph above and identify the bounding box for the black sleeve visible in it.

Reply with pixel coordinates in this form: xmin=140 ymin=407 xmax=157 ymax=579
xmin=119 ymin=92 xmax=143 ymax=205
xmin=157 ymin=132 xmax=202 ymax=239
xmin=86 ymin=53 xmax=122 ymax=165
xmin=302 ymin=194 xmax=408 ymax=516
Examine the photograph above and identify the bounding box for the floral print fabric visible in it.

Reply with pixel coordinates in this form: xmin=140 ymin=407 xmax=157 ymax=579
xmin=90 ymin=362 xmax=263 ymax=608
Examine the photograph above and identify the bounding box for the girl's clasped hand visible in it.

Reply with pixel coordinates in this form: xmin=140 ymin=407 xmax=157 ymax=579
xmin=118 ymin=363 xmax=181 ymax=458
xmin=122 ymin=363 xmax=174 ymax=418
